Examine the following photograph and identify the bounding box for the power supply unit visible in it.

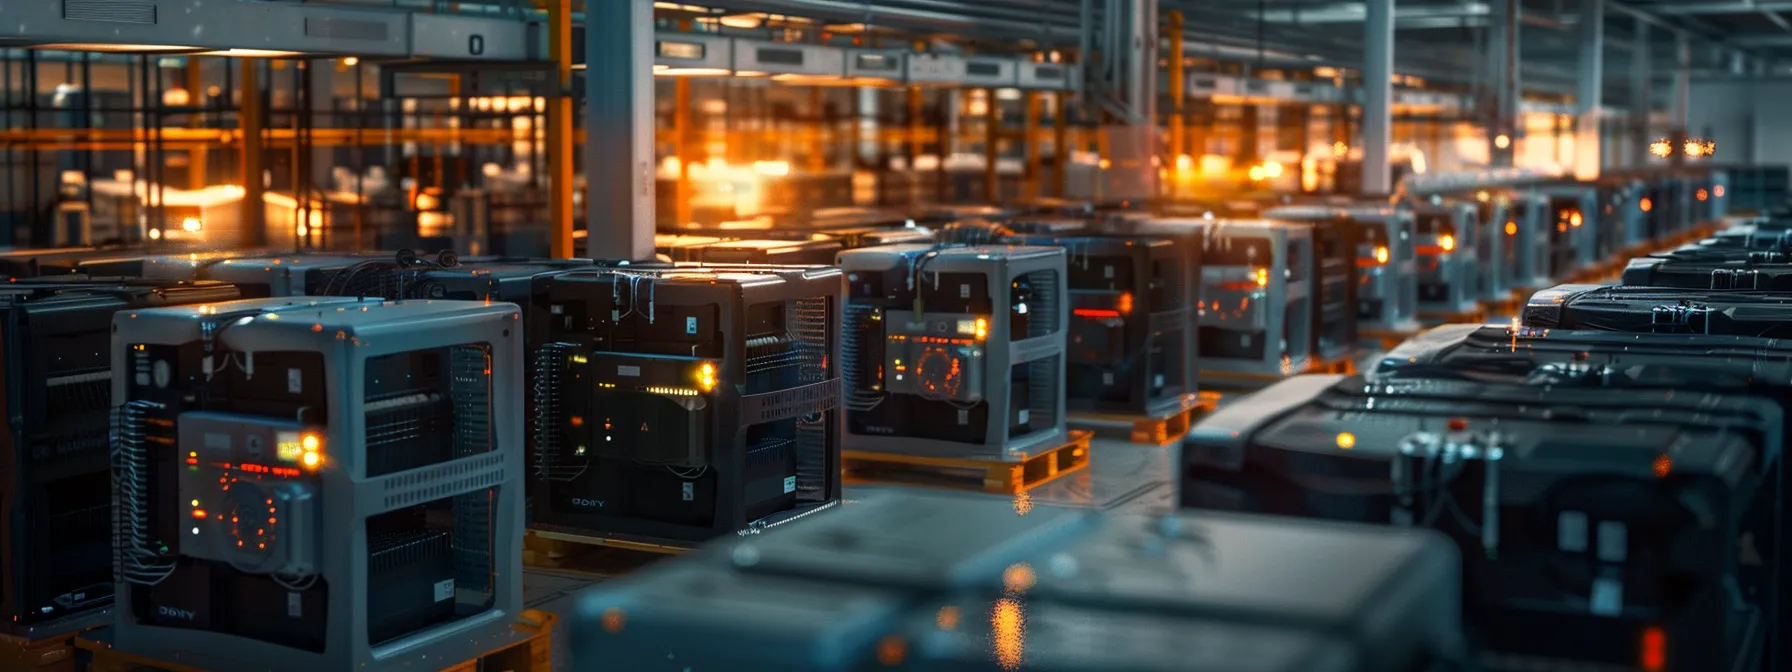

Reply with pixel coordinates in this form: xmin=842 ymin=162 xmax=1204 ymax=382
xmin=1630 ymin=175 xmax=1692 ymax=245
xmin=809 ymin=225 xmax=936 ymax=249
xmin=65 ymin=250 xmax=258 ymax=281
xmin=530 ymin=266 xmax=844 ymax=546
xmin=1185 ymin=373 xmax=1772 ymax=671
xmin=108 ymin=296 xmax=524 ymax=671
xmin=1263 ymin=206 xmax=1421 ymax=336
xmin=0 ymin=279 xmax=240 ymax=641
xmin=1003 ymin=216 xmax=1091 ymax=236
xmin=568 ymin=488 xmax=1467 ymax=672
xmin=1500 ymin=190 xmax=1553 ymax=292
xmin=835 ymin=244 xmax=1069 ymax=458
xmin=801 ymin=206 xmax=915 ymax=230
xmin=680 ymin=220 xmax=936 ymax=250
xmin=1596 ymin=177 xmax=1649 ymax=259
xmin=910 ymin=204 xmax=1013 ymax=226
xmin=1197 ymin=219 xmax=1314 ymax=378
xmin=1003 ymin=233 xmax=1200 ymax=418
xmin=308 ymin=252 xmax=597 ymax=304
xmin=657 ymin=236 xmax=843 ymax=265
xmin=0 ymin=246 xmax=116 ymax=278
xmin=1409 ymin=200 xmax=1481 ymax=317
xmin=189 ymin=254 xmax=391 ymax=298
xmin=1537 ymin=184 xmax=1601 ymax=280
xmin=1456 ymin=191 xmax=1511 ymax=302
xmin=1622 ymin=255 xmax=1792 ymax=291
xmin=1700 ymin=170 xmax=1732 ymax=223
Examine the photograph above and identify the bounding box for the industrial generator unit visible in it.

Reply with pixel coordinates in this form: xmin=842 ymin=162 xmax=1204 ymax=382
xmin=1003 ymin=233 xmax=1201 ymax=419
xmin=1184 ymin=373 xmax=1772 ymax=671
xmin=192 ymin=254 xmax=392 ymax=298
xmin=835 ymin=244 xmax=1069 ymax=457
xmin=1410 ymin=200 xmax=1482 ymax=319
xmin=1501 ymin=190 xmax=1554 ymax=293
xmin=530 ymin=266 xmax=844 ymax=547
xmin=1196 ymin=219 xmax=1314 ymax=382
xmin=569 ymin=488 xmax=1468 ymax=672
xmin=1538 ymin=184 xmax=1601 ymax=280
xmin=107 ymin=297 xmax=525 ymax=671
xmin=1596 ymin=177 xmax=1649 ymax=260
xmin=657 ymin=236 xmax=843 ymax=265
xmin=0 ymin=279 xmax=240 ymax=641
xmin=1264 ymin=206 xmax=1420 ymax=341
xmin=1458 ymin=191 xmax=1511 ymax=302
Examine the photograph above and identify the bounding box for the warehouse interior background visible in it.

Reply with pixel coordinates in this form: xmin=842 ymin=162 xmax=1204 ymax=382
xmin=0 ymin=0 xmax=1783 ymax=260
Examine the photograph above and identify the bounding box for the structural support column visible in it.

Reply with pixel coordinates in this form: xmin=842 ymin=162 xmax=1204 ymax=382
xmin=1166 ymin=10 xmax=1185 ymax=189
xmin=186 ymin=58 xmax=206 ymax=189
xmin=547 ymin=0 xmax=576 ymax=257
xmin=1023 ymin=91 xmax=1041 ymax=199
xmin=239 ymin=60 xmax=266 ymax=248
xmin=1670 ymin=34 xmax=1690 ymax=167
xmin=1487 ymin=0 xmax=1521 ymax=167
xmin=984 ymin=89 xmax=1000 ymax=202
xmin=1053 ymin=92 xmax=1070 ymax=198
xmin=1362 ymin=0 xmax=1395 ymax=196
xmin=1573 ymin=0 xmax=1604 ymax=179
xmin=672 ymin=78 xmax=693 ymax=229
xmin=1630 ymin=19 xmax=1651 ymax=167
xmin=583 ymin=0 xmax=655 ymax=261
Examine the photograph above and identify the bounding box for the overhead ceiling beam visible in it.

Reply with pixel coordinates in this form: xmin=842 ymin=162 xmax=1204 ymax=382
xmin=1650 ymin=1 xmax=1792 ymax=15
xmin=1254 ymin=2 xmax=1564 ymax=29
xmin=1727 ymin=34 xmax=1792 ymax=46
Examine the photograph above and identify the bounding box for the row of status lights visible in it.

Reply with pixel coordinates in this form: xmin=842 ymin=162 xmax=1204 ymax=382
xmin=1649 ymin=138 xmax=1717 ymax=159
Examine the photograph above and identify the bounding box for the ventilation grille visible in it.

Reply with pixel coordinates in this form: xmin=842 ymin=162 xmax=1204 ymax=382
xmin=840 ymin=303 xmax=884 ymax=412
xmin=967 ymin=61 xmax=1002 ymax=77
xmin=792 ymin=297 xmax=834 ymax=500
xmin=305 ymin=17 xmax=390 ymax=41
xmin=756 ymin=48 xmax=804 ymax=66
xmin=64 ymin=0 xmax=156 ymax=24
xmin=37 ymin=369 xmax=113 ymax=467
xmin=450 ymin=345 xmax=494 ymax=459
xmin=451 ymin=489 xmax=495 ymax=591
xmin=1021 ymin=269 xmax=1061 ymax=340
xmin=1026 ymin=354 xmax=1062 ymax=434
xmin=531 ymin=343 xmax=582 ymax=482
xmin=380 ymin=452 xmax=506 ymax=510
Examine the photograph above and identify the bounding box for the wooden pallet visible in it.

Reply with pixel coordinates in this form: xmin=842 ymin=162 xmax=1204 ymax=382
xmin=523 ymin=528 xmax=687 ymax=578
xmin=843 ymin=429 xmax=1093 ymax=494
xmin=76 ymin=611 xmax=556 ymax=672
xmin=0 ymin=630 xmax=82 ymax=672
xmin=1068 ymin=391 xmax=1220 ymax=445
xmin=1307 ymin=354 xmax=1358 ymax=375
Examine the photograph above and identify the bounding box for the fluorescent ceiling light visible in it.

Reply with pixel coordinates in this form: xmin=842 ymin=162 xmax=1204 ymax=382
xmin=200 ymin=49 xmax=304 ymax=58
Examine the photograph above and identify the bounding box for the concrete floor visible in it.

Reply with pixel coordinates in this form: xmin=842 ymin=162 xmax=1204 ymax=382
xmin=525 ymin=432 xmax=1186 ymax=671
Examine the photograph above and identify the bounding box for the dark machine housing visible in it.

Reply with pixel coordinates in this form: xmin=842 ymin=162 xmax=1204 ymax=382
xmin=0 ymin=279 xmax=240 ymax=640
xmin=657 ymin=237 xmax=843 ymax=265
xmin=835 ymin=245 xmax=1069 ymax=455
xmin=1004 ymin=233 xmax=1201 ymax=417
xmin=109 ymin=297 xmax=522 ymax=669
xmin=567 ymin=489 xmax=1468 ymax=672
xmin=1183 ymin=373 xmax=1771 ymax=672
xmin=531 ymin=267 xmax=844 ymax=547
